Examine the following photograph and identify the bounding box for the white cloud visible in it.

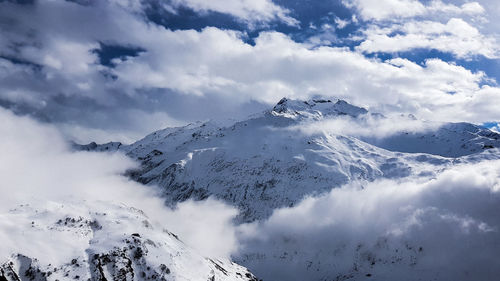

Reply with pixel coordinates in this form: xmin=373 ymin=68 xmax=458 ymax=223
xmin=345 ymin=0 xmax=485 ymax=21
xmin=357 ymin=18 xmax=499 ymax=58
xmin=236 ymin=159 xmax=500 ymax=280
xmin=287 ymin=113 xmax=441 ymax=139
xmin=112 ymin=27 xmax=498 ymax=123
xmin=0 ymin=108 xmax=239 ymax=259
xmin=344 ymin=0 xmax=427 ymax=21
xmin=345 ymin=0 xmax=499 ymax=59
xmin=334 ymin=17 xmax=350 ymax=29
xmin=169 ymin=0 xmax=299 ymax=26
xmin=57 ymin=110 xmax=186 ymax=144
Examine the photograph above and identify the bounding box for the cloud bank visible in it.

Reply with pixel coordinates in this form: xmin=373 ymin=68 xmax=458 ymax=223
xmin=348 ymin=0 xmax=500 ymax=59
xmin=345 ymin=0 xmax=485 ymax=21
xmin=0 ymin=108 xmax=239 ymax=260
xmin=0 ymin=0 xmax=499 ymax=143
xmin=236 ymin=159 xmax=500 ymax=280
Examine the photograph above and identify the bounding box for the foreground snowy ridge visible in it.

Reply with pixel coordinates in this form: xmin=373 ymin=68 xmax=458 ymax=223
xmin=0 ymin=202 xmax=258 ymax=281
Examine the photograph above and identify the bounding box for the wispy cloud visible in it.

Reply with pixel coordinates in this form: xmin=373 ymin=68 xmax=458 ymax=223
xmin=286 ymin=113 xmax=440 ymax=139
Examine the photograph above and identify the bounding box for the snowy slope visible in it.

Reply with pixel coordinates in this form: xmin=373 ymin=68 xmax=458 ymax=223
xmin=66 ymin=98 xmax=500 ymax=281
xmin=75 ymin=98 xmax=500 ymax=222
xmin=0 ymin=201 xmax=257 ymax=281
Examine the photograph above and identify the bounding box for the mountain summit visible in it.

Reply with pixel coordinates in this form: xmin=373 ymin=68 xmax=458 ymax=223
xmin=76 ymin=97 xmax=500 ymax=222
xmin=272 ymin=98 xmax=368 ymax=119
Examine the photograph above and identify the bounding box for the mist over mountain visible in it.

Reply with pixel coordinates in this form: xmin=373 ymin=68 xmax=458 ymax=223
xmin=71 ymin=98 xmax=500 ymax=280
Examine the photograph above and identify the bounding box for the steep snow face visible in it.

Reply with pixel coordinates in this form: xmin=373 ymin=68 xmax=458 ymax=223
xmin=75 ymin=98 xmax=500 ymax=222
xmin=123 ymin=117 xmax=457 ymax=222
xmin=127 ymin=128 xmax=430 ymax=222
xmin=0 ymin=201 xmax=257 ymax=281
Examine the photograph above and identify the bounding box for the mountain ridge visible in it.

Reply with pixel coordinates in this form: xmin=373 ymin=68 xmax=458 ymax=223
xmin=0 ymin=201 xmax=258 ymax=281
xmin=74 ymin=97 xmax=500 ymax=222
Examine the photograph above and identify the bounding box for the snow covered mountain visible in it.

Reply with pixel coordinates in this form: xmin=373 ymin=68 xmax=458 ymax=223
xmin=76 ymin=98 xmax=500 ymax=223
xmin=0 ymin=201 xmax=257 ymax=281
xmin=273 ymin=98 xmax=500 ymax=157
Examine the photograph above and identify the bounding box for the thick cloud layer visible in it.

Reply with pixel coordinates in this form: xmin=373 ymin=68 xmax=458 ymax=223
xmin=0 ymin=108 xmax=239 ymax=259
xmin=0 ymin=0 xmax=499 ymax=143
xmin=236 ymin=159 xmax=500 ymax=280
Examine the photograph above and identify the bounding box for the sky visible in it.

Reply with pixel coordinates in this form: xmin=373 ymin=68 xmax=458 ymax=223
xmin=1 ymin=0 xmax=500 ymax=143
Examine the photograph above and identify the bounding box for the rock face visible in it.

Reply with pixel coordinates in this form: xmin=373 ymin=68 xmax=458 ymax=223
xmin=272 ymin=98 xmax=368 ymax=118
xmin=0 ymin=203 xmax=258 ymax=281
xmin=75 ymin=98 xmax=500 ymax=222
xmin=74 ymin=141 xmax=122 ymax=152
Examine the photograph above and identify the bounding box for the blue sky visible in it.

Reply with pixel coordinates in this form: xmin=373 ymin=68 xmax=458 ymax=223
xmin=0 ymin=0 xmax=499 ymax=142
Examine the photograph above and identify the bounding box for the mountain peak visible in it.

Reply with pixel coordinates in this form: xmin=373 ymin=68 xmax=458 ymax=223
xmin=271 ymin=97 xmax=368 ymax=119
